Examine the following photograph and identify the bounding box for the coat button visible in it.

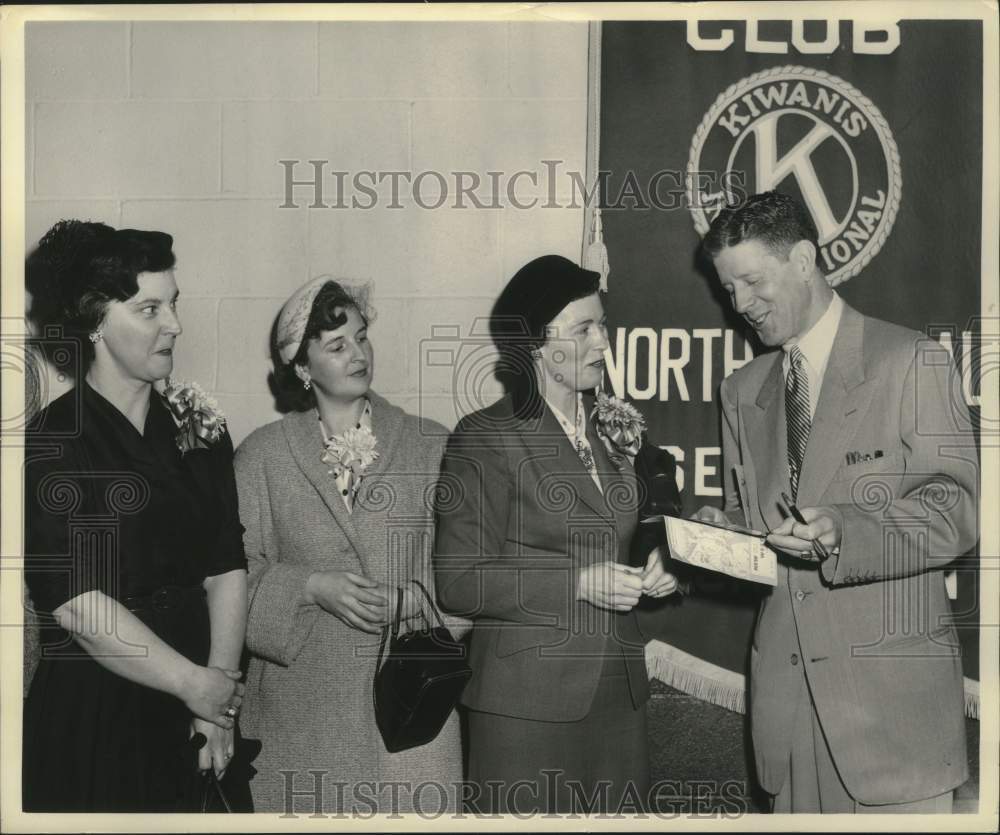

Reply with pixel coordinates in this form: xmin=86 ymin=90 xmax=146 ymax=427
xmin=790 ymin=653 xmax=799 ymax=666
xmin=795 ymin=590 xmax=806 ymax=602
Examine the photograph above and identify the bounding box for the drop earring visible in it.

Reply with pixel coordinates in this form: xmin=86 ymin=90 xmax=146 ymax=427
xmin=89 ymin=329 xmax=104 ymax=343
xmin=302 ymin=378 xmax=312 ymax=391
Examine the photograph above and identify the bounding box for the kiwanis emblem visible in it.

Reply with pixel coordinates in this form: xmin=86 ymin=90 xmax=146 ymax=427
xmin=687 ymin=65 xmax=901 ymax=286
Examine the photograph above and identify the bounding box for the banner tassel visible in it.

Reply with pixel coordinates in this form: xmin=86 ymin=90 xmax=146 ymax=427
xmin=583 ymin=206 xmax=610 ymax=291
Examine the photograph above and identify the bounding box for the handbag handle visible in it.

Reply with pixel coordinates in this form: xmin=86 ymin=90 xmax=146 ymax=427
xmin=376 ymin=586 xmax=405 ymax=673
xmin=208 ymin=769 xmax=233 ymax=813
xmin=191 ymin=731 xmax=235 ymax=813
xmin=408 ymin=579 xmax=446 ymax=629
xmin=374 ymin=580 xmax=445 ymax=674
xmin=198 ymin=764 xmax=233 ymax=813
xmin=391 ymin=585 xmax=404 ymax=641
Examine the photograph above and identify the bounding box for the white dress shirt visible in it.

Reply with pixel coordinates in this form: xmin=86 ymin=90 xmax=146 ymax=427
xmin=781 ymin=293 xmax=844 ymax=419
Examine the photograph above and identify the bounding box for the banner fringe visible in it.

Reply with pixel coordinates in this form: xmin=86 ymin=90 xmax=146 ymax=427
xmin=646 ymin=640 xmax=980 ymax=720
xmin=645 ymin=640 xmax=746 ymax=714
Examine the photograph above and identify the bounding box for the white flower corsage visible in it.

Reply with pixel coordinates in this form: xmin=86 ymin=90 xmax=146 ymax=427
xmin=592 ymin=389 xmax=647 ymax=462
xmin=162 ymin=378 xmax=226 ymax=455
xmin=321 ymin=424 xmax=379 ymax=481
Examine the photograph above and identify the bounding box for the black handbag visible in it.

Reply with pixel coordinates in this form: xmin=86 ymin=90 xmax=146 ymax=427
xmin=372 ymin=580 xmax=472 ymax=753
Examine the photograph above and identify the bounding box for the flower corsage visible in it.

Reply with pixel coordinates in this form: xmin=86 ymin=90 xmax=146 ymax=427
xmin=321 ymin=425 xmax=380 ymax=483
xmin=592 ymin=389 xmax=647 ymax=467
xmin=162 ymin=378 xmax=226 ymax=455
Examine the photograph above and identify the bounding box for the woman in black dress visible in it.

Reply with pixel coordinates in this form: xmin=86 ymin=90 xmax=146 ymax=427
xmin=22 ymin=221 xmax=248 ymax=811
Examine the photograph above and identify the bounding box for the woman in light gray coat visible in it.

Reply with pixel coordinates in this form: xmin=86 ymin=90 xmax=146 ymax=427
xmin=234 ymin=278 xmax=462 ymax=814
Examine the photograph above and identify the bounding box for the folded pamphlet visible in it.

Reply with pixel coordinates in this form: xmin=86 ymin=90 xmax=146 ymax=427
xmin=662 ymin=515 xmax=777 ymax=586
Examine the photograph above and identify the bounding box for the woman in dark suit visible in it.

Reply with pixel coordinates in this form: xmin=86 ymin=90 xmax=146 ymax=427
xmin=434 ymin=255 xmax=678 ymax=813
xmin=22 ymin=221 xmax=248 ymax=811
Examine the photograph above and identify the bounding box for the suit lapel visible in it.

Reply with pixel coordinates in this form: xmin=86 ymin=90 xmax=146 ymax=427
xmin=797 ymin=305 xmax=873 ymax=505
xmin=584 ymin=399 xmax=637 ymax=529
xmin=745 ymin=353 xmax=788 ymax=531
xmin=350 ymin=390 xmax=402 ymax=499
xmin=532 ymin=398 xmax=613 ymax=522
xmin=282 ymin=408 xmax=371 ymax=572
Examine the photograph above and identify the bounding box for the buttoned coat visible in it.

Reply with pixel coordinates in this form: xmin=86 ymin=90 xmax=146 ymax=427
xmin=234 ymin=392 xmax=463 ymax=813
xmin=720 ymin=303 xmax=977 ymax=805
xmin=434 ymin=393 xmax=650 ymax=722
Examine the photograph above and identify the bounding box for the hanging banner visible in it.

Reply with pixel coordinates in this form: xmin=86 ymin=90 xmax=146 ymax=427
xmin=599 ymin=18 xmax=984 ymax=714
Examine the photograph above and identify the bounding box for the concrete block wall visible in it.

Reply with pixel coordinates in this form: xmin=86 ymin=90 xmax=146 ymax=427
xmin=26 ymin=20 xmax=588 ymax=445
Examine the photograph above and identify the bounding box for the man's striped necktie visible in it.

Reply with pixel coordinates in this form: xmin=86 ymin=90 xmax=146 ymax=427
xmin=785 ymin=345 xmax=811 ymax=500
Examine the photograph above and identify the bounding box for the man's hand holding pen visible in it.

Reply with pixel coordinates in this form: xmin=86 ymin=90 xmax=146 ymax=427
xmin=767 ymin=493 xmax=843 ymax=564
xmin=692 ymin=499 xmax=843 ymax=565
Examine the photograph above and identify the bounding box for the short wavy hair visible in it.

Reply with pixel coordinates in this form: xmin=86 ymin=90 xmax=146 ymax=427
xmin=271 ymin=280 xmax=376 ymax=412
xmin=26 ymin=220 xmax=176 ymax=368
xmin=701 ymin=191 xmax=820 ymax=262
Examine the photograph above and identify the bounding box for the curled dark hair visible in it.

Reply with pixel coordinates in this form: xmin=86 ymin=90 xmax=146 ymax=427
xmin=26 ymin=220 xmax=176 ymax=368
xmin=272 ymin=280 xmax=376 ymax=412
xmin=701 ymin=190 xmax=820 ymax=264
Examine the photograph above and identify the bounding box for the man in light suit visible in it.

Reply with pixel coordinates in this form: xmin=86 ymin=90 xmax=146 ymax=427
xmin=695 ymin=191 xmax=978 ymax=813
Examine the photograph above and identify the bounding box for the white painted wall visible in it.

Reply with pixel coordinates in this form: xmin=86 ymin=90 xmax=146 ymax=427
xmin=26 ymin=21 xmax=589 ymax=444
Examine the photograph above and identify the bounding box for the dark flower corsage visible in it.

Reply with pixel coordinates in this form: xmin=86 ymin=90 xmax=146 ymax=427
xmin=162 ymin=378 xmax=226 ymax=455
xmin=592 ymin=389 xmax=647 ymax=467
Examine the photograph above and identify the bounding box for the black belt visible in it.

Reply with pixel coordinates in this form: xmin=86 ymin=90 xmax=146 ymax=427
xmin=122 ymin=584 xmax=206 ymax=612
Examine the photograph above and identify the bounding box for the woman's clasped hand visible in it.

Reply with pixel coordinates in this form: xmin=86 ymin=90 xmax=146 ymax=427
xmin=183 ymin=665 xmax=245 ymax=728
xmin=304 ymin=570 xmax=389 ymax=634
xmin=304 ymin=571 xmax=422 ymax=634
xmin=576 ymin=546 xmax=678 ymax=612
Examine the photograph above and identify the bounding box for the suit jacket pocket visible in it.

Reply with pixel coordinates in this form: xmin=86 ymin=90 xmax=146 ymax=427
xmin=869 ymin=624 xmax=960 ymax=654
xmin=830 ymin=451 xmax=904 ymax=484
xmin=494 ymin=624 xmax=567 ymax=658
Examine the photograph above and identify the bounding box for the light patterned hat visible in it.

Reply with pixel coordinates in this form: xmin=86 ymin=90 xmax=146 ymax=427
xmin=275 ymin=276 xmax=374 ymax=364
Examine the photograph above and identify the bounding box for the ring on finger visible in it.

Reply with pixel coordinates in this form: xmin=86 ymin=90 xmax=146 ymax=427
xmin=224 ymin=706 xmax=238 ymax=718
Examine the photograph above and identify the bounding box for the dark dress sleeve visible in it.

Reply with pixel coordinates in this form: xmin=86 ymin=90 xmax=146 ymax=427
xmin=203 ymin=427 xmax=248 ymax=578
xmin=23 ymin=439 xmax=109 ymax=614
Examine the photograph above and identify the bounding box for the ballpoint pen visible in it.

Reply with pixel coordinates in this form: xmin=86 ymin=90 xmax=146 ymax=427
xmin=780 ymin=490 xmax=832 ymax=561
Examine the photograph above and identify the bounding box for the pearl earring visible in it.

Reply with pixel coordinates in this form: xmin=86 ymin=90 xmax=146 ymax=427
xmin=89 ymin=329 xmax=104 ymax=344
xmin=302 ymin=378 xmax=312 ymax=391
